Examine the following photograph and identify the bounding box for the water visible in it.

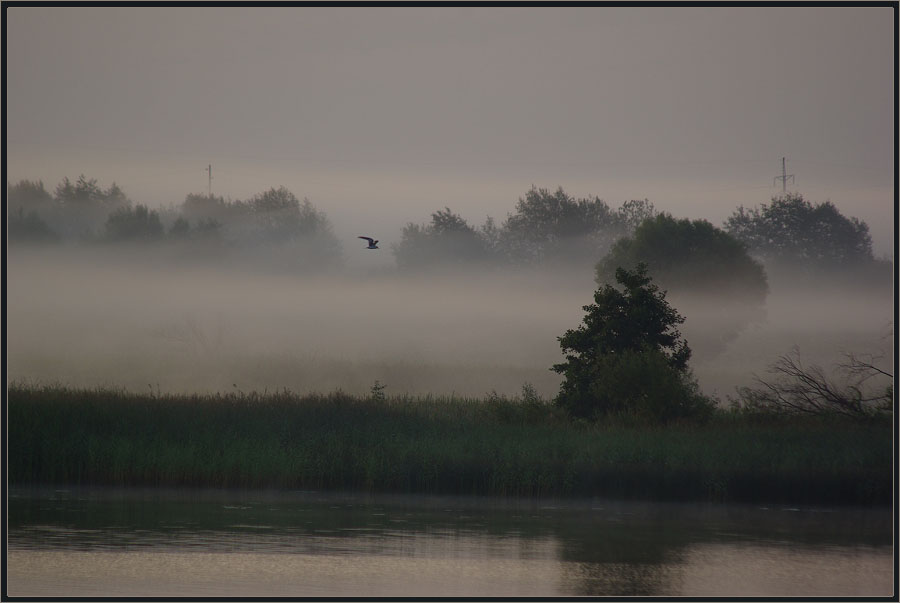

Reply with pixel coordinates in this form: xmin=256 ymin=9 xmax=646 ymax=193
xmin=7 ymin=487 xmax=894 ymax=597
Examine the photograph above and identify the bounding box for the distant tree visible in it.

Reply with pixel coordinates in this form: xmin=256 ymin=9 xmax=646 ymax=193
xmin=500 ymin=186 xmax=621 ymax=265
xmin=8 ymin=208 xmax=60 ymax=244
xmin=174 ymin=187 xmax=341 ymax=269
xmin=597 ymin=214 xmax=768 ymax=357
xmin=245 ymin=186 xmax=305 ymax=242
xmin=479 ymin=215 xmax=503 ymax=259
xmin=160 ymin=215 xmax=225 ymax=263
xmin=104 ymin=204 xmax=164 ymax=242
xmin=553 ymin=263 xmax=712 ymax=422
xmin=180 ymin=193 xmax=230 ymax=223
xmin=393 ymin=207 xmax=493 ymax=270
xmin=228 ymin=187 xmax=335 ymax=244
xmin=8 ymin=180 xmax=59 ymax=243
xmin=235 ymin=187 xmax=342 ymax=270
xmin=8 ymin=180 xmax=54 ymax=214
xmin=193 ymin=217 xmax=222 ymax=237
xmin=725 ymin=193 xmax=874 ymax=268
xmin=497 ymin=187 xmax=655 ymax=267
xmin=616 ymin=198 xmax=657 ymax=232
xmin=168 ymin=216 xmax=192 ymax=239
xmin=50 ymin=175 xmax=131 ymax=239
xmin=597 ymin=214 xmax=768 ymax=302
xmin=55 ymin=174 xmax=128 ymax=208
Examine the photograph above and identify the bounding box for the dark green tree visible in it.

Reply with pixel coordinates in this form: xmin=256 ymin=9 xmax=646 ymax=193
xmin=553 ymin=263 xmax=712 ymax=422
xmin=725 ymin=193 xmax=874 ymax=268
xmin=597 ymin=214 xmax=768 ymax=302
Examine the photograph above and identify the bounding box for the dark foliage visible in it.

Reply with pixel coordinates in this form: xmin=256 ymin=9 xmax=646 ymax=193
xmin=8 ymin=208 xmax=60 ymax=243
xmin=596 ymin=214 xmax=769 ymax=357
xmin=553 ymin=263 xmax=712 ymax=422
xmin=172 ymin=187 xmax=343 ymax=270
xmin=104 ymin=204 xmax=165 ymax=242
xmin=597 ymin=214 xmax=768 ymax=302
xmin=393 ymin=207 xmax=493 ymax=270
xmin=392 ymin=188 xmax=656 ymax=271
xmin=8 ymin=179 xmax=54 ymax=214
xmin=725 ymin=193 xmax=874 ymax=269
xmin=10 ymin=385 xmax=889 ymax=504
xmin=500 ymin=186 xmax=644 ymax=266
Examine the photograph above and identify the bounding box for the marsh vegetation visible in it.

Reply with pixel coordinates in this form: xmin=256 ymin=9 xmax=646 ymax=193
xmin=8 ymin=384 xmax=891 ymax=504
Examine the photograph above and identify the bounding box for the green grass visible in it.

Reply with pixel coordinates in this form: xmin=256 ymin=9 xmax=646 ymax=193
xmin=7 ymin=384 xmax=892 ymax=504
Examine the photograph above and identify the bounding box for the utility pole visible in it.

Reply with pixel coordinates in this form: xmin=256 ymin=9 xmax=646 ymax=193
xmin=205 ymin=164 xmax=212 ymax=198
xmin=773 ymin=157 xmax=794 ymax=192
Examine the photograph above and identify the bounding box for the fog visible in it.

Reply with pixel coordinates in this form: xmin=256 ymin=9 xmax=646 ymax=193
xmin=6 ymin=6 xmax=894 ymax=401
xmin=7 ymin=245 xmax=892 ymax=403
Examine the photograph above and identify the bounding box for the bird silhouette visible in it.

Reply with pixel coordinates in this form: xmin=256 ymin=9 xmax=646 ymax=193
xmin=358 ymin=236 xmax=379 ymax=249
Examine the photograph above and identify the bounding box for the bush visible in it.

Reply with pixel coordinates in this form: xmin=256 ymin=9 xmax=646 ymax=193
xmin=732 ymin=346 xmax=893 ymax=419
xmin=573 ymin=349 xmax=713 ymax=423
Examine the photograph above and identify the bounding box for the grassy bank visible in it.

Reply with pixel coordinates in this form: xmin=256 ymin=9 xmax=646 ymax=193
xmin=7 ymin=385 xmax=892 ymax=504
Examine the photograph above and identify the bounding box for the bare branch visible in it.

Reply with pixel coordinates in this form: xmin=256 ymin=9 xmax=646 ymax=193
xmin=739 ymin=345 xmax=892 ymax=418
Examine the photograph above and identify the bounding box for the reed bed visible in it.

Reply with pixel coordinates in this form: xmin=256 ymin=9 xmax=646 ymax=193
xmin=8 ymin=384 xmax=892 ymax=504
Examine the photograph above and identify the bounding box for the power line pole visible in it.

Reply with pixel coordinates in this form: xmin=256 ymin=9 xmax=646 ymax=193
xmin=205 ymin=164 xmax=213 ymax=198
xmin=773 ymin=156 xmax=794 ymax=192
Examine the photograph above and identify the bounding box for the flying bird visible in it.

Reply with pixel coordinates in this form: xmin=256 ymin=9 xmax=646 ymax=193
xmin=358 ymin=236 xmax=379 ymax=249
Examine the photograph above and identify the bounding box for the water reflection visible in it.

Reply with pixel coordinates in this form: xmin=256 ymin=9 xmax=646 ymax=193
xmin=7 ymin=487 xmax=893 ymax=597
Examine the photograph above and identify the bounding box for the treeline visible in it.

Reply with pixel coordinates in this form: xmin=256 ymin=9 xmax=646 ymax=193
xmin=7 ymin=176 xmax=890 ymax=283
xmin=393 ymin=190 xmax=655 ymax=270
xmin=7 ymin=177 xmax=342 ymax=272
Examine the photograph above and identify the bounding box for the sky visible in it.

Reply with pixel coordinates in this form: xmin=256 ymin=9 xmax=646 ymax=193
xmin=6 ymin=5 xmax=896 ymax=261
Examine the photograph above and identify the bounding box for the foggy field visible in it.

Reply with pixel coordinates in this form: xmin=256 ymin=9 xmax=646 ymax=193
xmin=7 ymin=246 xmax=892 ymax=402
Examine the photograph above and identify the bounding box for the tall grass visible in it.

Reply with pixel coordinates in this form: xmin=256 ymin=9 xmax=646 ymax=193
xmin=7 ymin=384 xmax=891 ymax=504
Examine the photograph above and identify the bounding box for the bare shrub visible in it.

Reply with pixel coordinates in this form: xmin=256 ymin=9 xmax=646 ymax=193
xmin=735 ymin=346 xmax=893 ymax=418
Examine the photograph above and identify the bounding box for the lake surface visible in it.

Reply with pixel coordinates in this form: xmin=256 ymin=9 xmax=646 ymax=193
xmin=7 ymin=487 xmax=894 ymax=597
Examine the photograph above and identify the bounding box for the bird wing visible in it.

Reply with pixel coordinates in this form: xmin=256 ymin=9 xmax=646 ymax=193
xmin=358 ymin=236 xmax=375 ymax=244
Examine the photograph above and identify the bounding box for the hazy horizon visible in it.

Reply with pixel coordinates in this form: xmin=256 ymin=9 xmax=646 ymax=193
xmin=6 ymin=6 xmax=895 ymax=265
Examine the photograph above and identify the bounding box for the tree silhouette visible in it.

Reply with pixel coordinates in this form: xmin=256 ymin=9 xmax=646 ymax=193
xmin=553 ymin=263 xmax=711 ymax=422
xmin=725 ymin=193 xmax=874 ymax=268
xmin=393 ymin=207 xmax=492 ymax=270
